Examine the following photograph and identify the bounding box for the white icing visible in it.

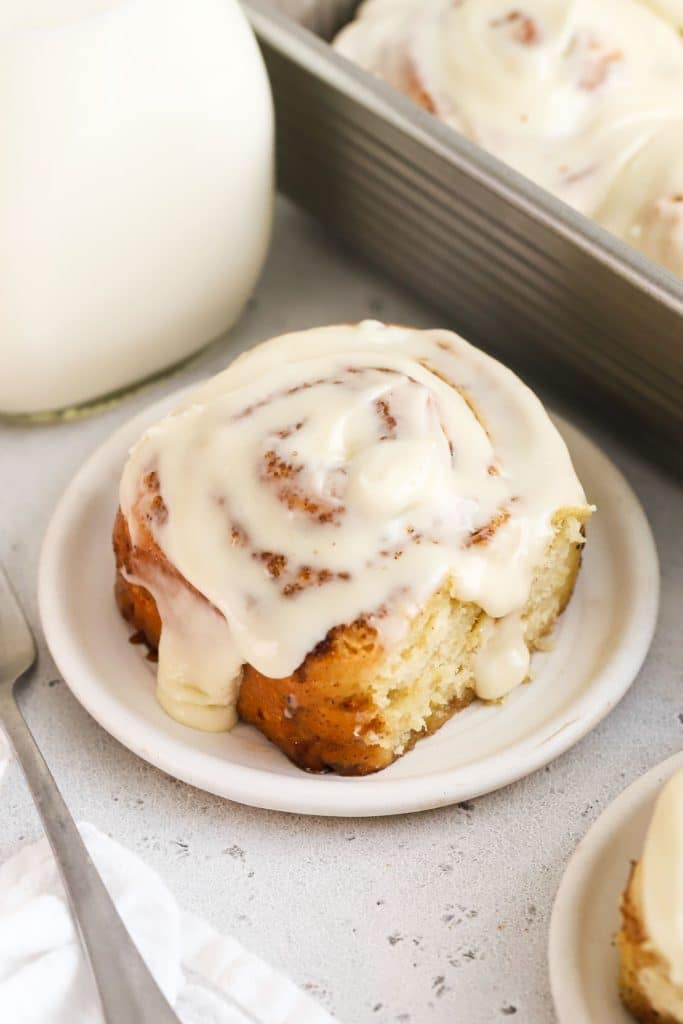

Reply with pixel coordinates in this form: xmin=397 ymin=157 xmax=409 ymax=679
xmin=119 ymin=322 xmax=587 ymax=730
xmin=473 ymin=613 xmax=531 ymax=700
xmin=639 ymin=961 xmax=683 ymax=1022
xmin=637 ymin=0 xmax=683 ymax=29
xmin=150 ymin=580 xmax=243 ymax=732
xmin=641 ymin=768 xmax=683 ymax=986
xmin=596 ymin=120 xmax=683 ymax=278
xmin=334 ymin=0 xmax=683 ymax=276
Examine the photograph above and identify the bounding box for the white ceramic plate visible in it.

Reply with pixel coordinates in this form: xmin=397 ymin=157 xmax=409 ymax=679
xmin=39 ymin=390 xmax=659 ymax=816
xmin=549 ymin=751 xmax=683 ymax=1023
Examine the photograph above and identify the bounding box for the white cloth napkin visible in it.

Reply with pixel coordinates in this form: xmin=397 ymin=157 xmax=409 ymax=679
xmin=0 ymin=823 xmax=335 ymax=1024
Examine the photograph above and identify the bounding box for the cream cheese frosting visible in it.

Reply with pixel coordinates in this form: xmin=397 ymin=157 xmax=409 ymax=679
xmin=119 ymin=322 xmax=588 ymax=729
xmin=641 ymin=768 xmax=683 ymax=988
xmin=334 ymin=0 xmax=683 ymax=277
xmin=639 ymin=0 xmax=683 ymax=29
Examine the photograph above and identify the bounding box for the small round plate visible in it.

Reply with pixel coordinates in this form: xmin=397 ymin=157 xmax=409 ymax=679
xmin=39 ymin=389 xmax=659 ymax=816
xmin=549 ymin=751 xmax=683 ymax=1023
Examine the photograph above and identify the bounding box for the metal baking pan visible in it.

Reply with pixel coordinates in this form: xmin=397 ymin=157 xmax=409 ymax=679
xmin=244 ymin=0 xmax=683 ymax=470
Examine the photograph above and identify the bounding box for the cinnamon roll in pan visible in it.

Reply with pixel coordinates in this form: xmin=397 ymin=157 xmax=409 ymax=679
xmin=334 ymin=0 xmax=683 ymax=279
xmin=114 ymin=322 xmax=592 ymax=775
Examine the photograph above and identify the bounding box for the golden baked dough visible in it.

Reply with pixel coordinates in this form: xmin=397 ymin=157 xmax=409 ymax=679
xmin=113 ymin=504 xmax=586 ymax=775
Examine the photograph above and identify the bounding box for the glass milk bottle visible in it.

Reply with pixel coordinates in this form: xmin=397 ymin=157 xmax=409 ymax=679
xmin=0 ymin=0 xmax=274 ymax=417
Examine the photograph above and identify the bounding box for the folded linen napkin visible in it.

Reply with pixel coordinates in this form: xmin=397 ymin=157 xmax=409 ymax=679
xmin=0 ymin=823 xmax=335 ymax=1024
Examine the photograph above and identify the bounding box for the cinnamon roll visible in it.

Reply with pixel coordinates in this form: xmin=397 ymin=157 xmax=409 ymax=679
xmin=333 ymin=0 xmax=683 ymax=278
xmin=618 ymin=770 xmax=683 ymax=1023
xmin=113 ymin=322 xmax=592 ymax=775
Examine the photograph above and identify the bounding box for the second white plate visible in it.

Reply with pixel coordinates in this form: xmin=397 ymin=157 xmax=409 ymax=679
xmin=38 ymin=390 xmax=659 ymax=816
xmin=549 ymin=751 xmax=683 ymax=1023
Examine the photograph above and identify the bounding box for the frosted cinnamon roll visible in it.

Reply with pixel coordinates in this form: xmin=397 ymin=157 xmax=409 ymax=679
xmin=113 ymin=322 xmax=592 ymax=775
xmin=618 ymin=769 xmax=683 ymax=1022
xmin=333 ymin=0 xmax=683 ymax=277
xmin=596 ymin=120 xmax=683 ymax=279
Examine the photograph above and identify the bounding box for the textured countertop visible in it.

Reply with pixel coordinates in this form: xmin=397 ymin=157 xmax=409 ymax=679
xmin=1 ymin=199 xmax=681 ymax=1024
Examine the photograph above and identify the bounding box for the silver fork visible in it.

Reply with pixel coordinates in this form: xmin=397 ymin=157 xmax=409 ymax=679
xmin=0 ymin=564 xmax=181 ymax=1024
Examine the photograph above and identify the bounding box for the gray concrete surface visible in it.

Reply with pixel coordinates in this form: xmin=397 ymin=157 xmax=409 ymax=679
xmin=1 ymin=198 xmax=681 ymax=1024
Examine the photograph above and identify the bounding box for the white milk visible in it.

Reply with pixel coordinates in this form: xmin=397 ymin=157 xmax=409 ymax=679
xmin=0 ymin=0 xmax=274 ymax=415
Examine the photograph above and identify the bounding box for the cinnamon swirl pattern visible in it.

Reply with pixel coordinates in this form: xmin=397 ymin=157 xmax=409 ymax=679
xmin=334 ymin=0 xmax=683 ymax=278
xmin=115 ymin=322 xmax=591 ymax=773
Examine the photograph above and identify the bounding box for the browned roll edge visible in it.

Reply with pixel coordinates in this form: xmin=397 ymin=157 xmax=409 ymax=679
xmin=114 ymin=508 xmax=475 ymax=774
xmin=113 ymin=505 xmax=582 ymax=776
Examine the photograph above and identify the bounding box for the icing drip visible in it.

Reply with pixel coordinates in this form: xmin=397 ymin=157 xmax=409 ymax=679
xmin=473 ymin=613 xmax=531 ymax=700
xmin=119 ymin=321 xmax=587 ymax=729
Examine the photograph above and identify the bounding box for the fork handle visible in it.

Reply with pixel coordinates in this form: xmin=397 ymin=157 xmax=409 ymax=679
xmin=0 ymin=681 xmax=181 ymax=1024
